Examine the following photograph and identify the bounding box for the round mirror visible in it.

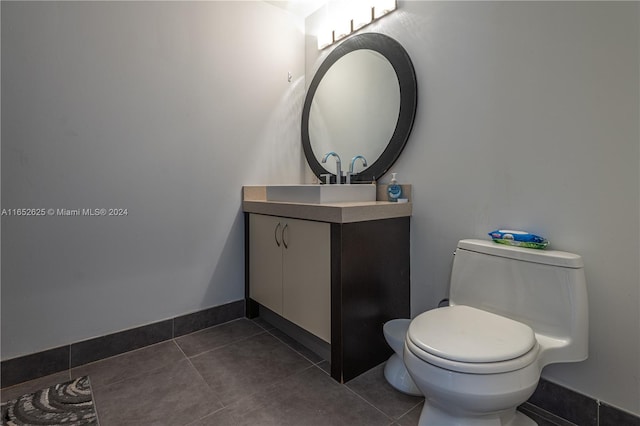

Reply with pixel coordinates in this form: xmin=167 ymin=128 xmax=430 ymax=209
xmin=302 ymin=33 xmax=417 ymax=183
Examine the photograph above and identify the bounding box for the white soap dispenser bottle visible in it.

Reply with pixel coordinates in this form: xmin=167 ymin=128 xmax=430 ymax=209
xmin=387 ymin=173 xmax=402 ymax=202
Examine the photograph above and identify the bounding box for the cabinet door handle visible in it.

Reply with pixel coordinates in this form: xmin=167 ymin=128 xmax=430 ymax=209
xmin=282 ymin=223 xmax=289 ymax=249
xmin=274 ymin=222 xmax=282 ymax=247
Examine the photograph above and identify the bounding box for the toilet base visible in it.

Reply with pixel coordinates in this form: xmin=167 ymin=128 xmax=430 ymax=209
xmin=404 ymin=342 xmax=542 ymax=426
xmin=419 ymin=400 xmax=538 ymax=426
xmin=383 ymin=354 xmax=422 ymax=396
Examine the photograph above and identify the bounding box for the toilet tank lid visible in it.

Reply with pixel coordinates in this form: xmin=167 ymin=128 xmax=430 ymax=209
xmin=457 ymin=239 xmax=584 ymax=268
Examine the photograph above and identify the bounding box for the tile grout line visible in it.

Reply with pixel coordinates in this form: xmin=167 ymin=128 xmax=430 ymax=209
xmin=520 ymin=403 xmax=580 ymax=426
xmin=263 ymin=327 xmax=326 ymax=366
xmin=343 ymin=381 xmax=396 ymax=424
xmin=248 ymin=317 xmax=409 ymax=422
xmin=250 ymin=318 xmax=278 ymax=334
xmin=170 ymin=337 xmax=236 ymax=426
xmin=248 ymin=318 xmax=333 ymax=374
xmin=172 ymin=323 xmax=306 ymax=407
xmin=225 ymin=361 xmax=320 ymax=410
xmin=186 ymin=324 xmax=293 ymax=425
xmin=313 ymin=358 xmax=330 ymax=375
xmin=71 ymin=340 xmax=187 ymax=390
xmin=2 ymin=302 xmax=243 ymax=389
xmin=74 ymin=324 xmax=270 ymax=426
xmin=182 ymin=404 xmax=228 ymax=426
xmin=232 ymin=360 xmax=319 ymax=408
xmin=86 ymin=376 xmax=102 ymax=426
xmin=68 ymin=345 xmax=72 ymax=378
xmin=185 ymin=362 xmax=320 ymax=426
xmin=393 ymin=399 xmax=424 ymax=423
xmin=72 ymin=339 xmax=178 ymax=371
xmin=181 ymin=329 xmax=268 ymax=360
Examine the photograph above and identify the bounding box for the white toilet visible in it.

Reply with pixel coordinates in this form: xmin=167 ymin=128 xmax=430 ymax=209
xmin=404 ymin=239 xmax=588 ymax=426
xmin=383 ymin=319 xmax=422 ymax=396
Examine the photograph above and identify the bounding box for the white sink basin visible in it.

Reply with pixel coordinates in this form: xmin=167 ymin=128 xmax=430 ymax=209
xmin=266 ymin=184 xmax=376 ymax=204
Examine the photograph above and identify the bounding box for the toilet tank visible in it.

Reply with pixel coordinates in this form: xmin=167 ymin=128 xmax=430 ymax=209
xmin=449 ymin=239 xmax=588 ymax=362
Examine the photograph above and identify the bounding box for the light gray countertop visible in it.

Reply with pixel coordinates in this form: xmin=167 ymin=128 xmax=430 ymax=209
xmin=242 ymin=185 xmax=412 ymax=224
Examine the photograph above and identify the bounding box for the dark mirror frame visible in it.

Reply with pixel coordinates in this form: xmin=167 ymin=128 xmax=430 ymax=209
xmin=302 ymin=33 xmax=418 ymax=183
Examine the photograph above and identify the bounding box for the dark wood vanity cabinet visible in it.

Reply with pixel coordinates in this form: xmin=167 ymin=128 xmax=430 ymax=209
xmin=245 ymin=213 xmax=410 ymax=383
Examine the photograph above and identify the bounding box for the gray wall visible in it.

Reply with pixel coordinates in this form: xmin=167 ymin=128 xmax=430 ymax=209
xmin=1 ymin=1 xmax=306 ymax=359
xmin=305 ymin=1 xmax=640 ymax=415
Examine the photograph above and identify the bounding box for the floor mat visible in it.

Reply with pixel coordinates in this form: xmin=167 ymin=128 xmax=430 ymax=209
xmin=1 ymin=376 xmax=97 ymax=425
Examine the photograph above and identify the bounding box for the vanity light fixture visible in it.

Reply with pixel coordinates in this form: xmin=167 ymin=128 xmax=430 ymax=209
xmin=372 ymin=0 xmax=397 ymax=19
xmin=316 ymin=0 xmax=396 ymax=50
xmin=351 ymin=6 xmax=374 ymax=32
xmin=317 ymin=30 xmax=334 ymax=50
xmin=333 ymin=19 xmax=352 ymax=42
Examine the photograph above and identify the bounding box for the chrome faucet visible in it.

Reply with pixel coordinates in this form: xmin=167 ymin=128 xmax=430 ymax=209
xmin=321 ymin=151 xmax=342 ymax=185
xmin=347 ymin=155 xmax=368 ymax=184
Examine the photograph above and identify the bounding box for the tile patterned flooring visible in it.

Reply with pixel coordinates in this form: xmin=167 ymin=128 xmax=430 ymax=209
xmin=0 ymin=318 xmax=564 ymax=426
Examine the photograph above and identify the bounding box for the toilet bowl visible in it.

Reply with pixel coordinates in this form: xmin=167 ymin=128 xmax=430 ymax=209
xmin=401 ymin=239 xmax=588 ymax=426
xmin=405 ymin=306 xmax=541 ymax=425
xmin=383 ymin=319 xmax=421 ymax=396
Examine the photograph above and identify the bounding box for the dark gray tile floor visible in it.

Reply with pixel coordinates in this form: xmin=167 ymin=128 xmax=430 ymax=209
xmin=0 ymin=317 xmax=570 ymax=426
xmin=1 ymin=318 xmax=420 ymax=426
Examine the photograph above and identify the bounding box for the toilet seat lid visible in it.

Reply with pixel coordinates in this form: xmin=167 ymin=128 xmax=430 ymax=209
xmin=407 ymin=305 xmax=536 ymax=363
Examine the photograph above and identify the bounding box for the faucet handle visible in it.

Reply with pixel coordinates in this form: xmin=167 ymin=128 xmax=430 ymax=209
xmin=320 ymin=174 xmax=331 ymax=184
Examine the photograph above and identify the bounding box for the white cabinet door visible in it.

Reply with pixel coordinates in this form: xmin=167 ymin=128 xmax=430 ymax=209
xmin=282 ymin=218 xmax=331 ymax=343
xmin=249 ymin=214 xmax=283 ymax=314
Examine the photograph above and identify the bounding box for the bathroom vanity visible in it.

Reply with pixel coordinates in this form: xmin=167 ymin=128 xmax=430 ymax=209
xmin=243 ymin=185 xmax=411 ymax=382
xmin=244 ymin=32 xmax=417 ymax=383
